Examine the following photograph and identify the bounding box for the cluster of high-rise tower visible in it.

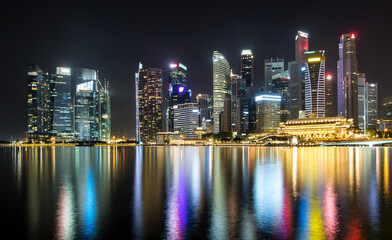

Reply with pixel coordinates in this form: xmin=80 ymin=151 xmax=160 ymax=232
xmin=27 ymin=65 xmax=111 ymax=143
xmin=135 ymin=30 xmax=379 ymax=143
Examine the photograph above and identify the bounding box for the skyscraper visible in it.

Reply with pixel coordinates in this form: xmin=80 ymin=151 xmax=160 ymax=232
xmin=167 ymin=63 xmax=191 ymax=132
xmin=264 ymin=58 xmax=284 ymax=93
xmin=367 ymin=82 xmax=378 ymax=129
xmin=382 ymin=96 xmax=392 ymax=120
xmin=230 ymin=72 xmax=246 ymax=133
xmin=74 ymin=68 xmax=100 ymax=141
xmin=27 ymin=65 xmax=52 ymax=142
xmin=272 ymin=71 xmax=290 ymax=122
xmin=325 ymin=74 xmax=334 ymax=117
xmin=213 ymin=51 xmax=231 ymax=133
xmin=358 ymin=73 xmax=378 ymax=132
xmin=255 ymin=95 xmax=282 ymax=133
xmin=358 ymin=73 xmax=367 ymax=132
xmin=173 ymin=103 xmax=199 ymax=139
xmin=220 ymin=98 xmax=232 ymax=133
xmin=52 ymin=67 xmax=74 ymax=141
xmin=304 ymin=50 xmax=326 ymax=118
xmin=99 ymin=78 xmax=111 ymax=142
xmin=240 ymin=50 xmax=253 ymax=88
xmin=196 ymin=94 xmax=212 ymax=123
xmin=135 ymin=63 xmax=163 ymax=143
xmin=337 ymin=33 xmax=359 ymax=127
xmin=289 ymin=31 xmax=309 ymax=119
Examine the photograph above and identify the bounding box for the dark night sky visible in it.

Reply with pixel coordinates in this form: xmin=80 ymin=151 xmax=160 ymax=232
xmin=0 ymin=1 xmax=391 ymax=140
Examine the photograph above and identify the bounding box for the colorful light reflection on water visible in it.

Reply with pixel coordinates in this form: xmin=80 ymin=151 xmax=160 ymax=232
xmin=2 ymin=146 xmax=392 ymax=239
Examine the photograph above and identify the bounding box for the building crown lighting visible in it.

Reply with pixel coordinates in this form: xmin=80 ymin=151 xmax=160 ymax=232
xmin=241 ymin=50 xmax=252 ymax=55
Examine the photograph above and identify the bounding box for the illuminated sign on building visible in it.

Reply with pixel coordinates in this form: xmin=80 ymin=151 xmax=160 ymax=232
xmin=308 ymin=57 xmax=321 ymax=62
xmin=255 ymin=95 xmax=282 ymax=102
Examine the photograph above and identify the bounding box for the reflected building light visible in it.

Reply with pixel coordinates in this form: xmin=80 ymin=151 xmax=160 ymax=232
xmin=384 ymin=148 xmax=389 ymax=199
xmin=368 ymin=156 xmax=380 ymax=233
xmin=190 ymin=149 xmax=201 ymax=215
xmin=210 ymin=150 xmax=228 ymax=239
xmin=355 ymin=148 xmax=361 ymax=189
xmin=56 ymin=177 xmax=76 ymax=240
xmin=323 ymin=179 xmax=338 ymax=239
xmin=280 ymin=186 xmax=293 ymax=239
xmin=82 ymin=170 xmax=97 ymax=239
xmin=253 ymin=162 xmax=283 ymax=232
xmin=166 ymin=159 xmax=187 ymax=239
xmin=132 ymin=146 xmax=143 ymax=238
xmin=349 ymin=148 xmax=354 ymax=196
xmin=293 ymin=147 xmax=298 ymax=198
xmin=309 ymin=198 xmax=325 ymax=239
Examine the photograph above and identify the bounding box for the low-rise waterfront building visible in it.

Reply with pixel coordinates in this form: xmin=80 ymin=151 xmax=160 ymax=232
xmin=278 ymin=116 xmax=354 ymax=140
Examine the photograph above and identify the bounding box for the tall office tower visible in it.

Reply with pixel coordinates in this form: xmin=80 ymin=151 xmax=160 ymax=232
xmin=99 ymin=78 xmax=111 ymax=142
xmin=367 ymin=82 xmax=378 ymax=129
xmin=74 ymin=68 xmax=101 ymax=141
xmin=52 ymin=67 xmax=74 ymax=141
xmin=196 ymin=94 xmax=212 ymax=122
xmin=220 ymin=98 xmax=232 ymax=132
xmin=272 ymin=71 xmax=290 ymax=122
xmin=230 ymin=72 xmax=246 ymax=133
xmin=325 ymin=74 xmax=334 ymax=117
xmin=167 ymin=63 xmax=191 ymax=132
xmin=213 ymin=51 xmax=231 ymax=133
xmin=135 ymin=63 xmax=163 ymax=143
xmin=289 ymin=31 xmax=309 ymax=119
xmin=255 ymin=95 xmax=282 ymax=133
xmin=173 ymin=103 xmax=199 ymax=139
xmin=27 ymin=65 xmax=52 ymax=142
xmin=243 ymin=87 xmax=262 ymax=133
xmin=168 ymin=63 xmax=187 ymax=87
xmin=264 ymin=58 xmax=284 ymax=93
xmin=304 ymin=50 xmax=326 ymax=118
xmin=382 ymin=96 xmax=392 ymax=120
xmin=241 ymin=50 xmax=253 ymax=88
xmin=337 ymin=33 xmax=359 ymax=127
xmin=358 ymin=73 xmax=367 ymax=132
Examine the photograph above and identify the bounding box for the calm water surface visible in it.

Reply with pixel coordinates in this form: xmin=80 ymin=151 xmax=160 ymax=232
xmin=1 ymin=146 xmax=392 ymax=239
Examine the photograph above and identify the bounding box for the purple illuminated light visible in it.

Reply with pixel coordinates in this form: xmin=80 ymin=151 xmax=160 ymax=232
xmin=178 ymin=86 xmax=184 ymax=93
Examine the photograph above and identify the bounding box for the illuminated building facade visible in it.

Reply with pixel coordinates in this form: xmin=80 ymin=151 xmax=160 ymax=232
xmin=213 ymin=51 xmax=231 ymax=133
xmin=255 ymin=95 xmax=281 ymax=133
xmin=272 ymin=71 xmax=290 ymax=122
xmin=135 ymin=63 xmax=163 ymax=143
xmin=27 ymin=65 xmax=52 ymax=142
xmin=241 ymin=50 xmax=253 ymax=87
xmin=337 ymin=33 xmax=358 ymax=127
xmin=196 ymin=93 xmax=212 ymax=123
xmin=27 ymin=65 xmax=111 ymax=143
xmin=220 ymin=98 xmax=232 ymax=132
xmin=167 ymin=63 xmax=191 ymax=132
xmin=264 ymin=58 xmax=284 ymax=93
xmin=173 ymin=103 xmax=199 ymax=139
xmin=325 ymin=74 xmax=334 ymax=117
xmin=278 ymin=116 xmax=354 ymax=140
xmin=304 ymin=50 xmax=325 ymax=118
xmin=367 ymin=82 xmax=378 ymax=129
xmin=382 ymin=96 xmax=392 ymax=120
xmin=74 ymin=68 xmax=100 ymax=141
xmin=99 ymin=79 xmax=111 ymax=142
xmin=290 ymin=31 xmax=309 ymax=120
xmin=358 ymin=73 xmax=366 ymax=132
xmin=230 ymin=73 xmax=246 ymax=133
xmin=358 ymin=73 xmax=378 ymax=132
xmin=52 ymin=67 xmax=74 ymax=141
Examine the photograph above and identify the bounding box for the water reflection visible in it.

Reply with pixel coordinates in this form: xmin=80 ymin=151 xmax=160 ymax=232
xmin=2 ymin=146 xmax=392 ymax=239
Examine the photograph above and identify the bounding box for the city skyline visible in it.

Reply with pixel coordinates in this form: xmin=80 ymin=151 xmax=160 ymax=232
xmin=1 ymin=2 xmax=391 ymax=139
